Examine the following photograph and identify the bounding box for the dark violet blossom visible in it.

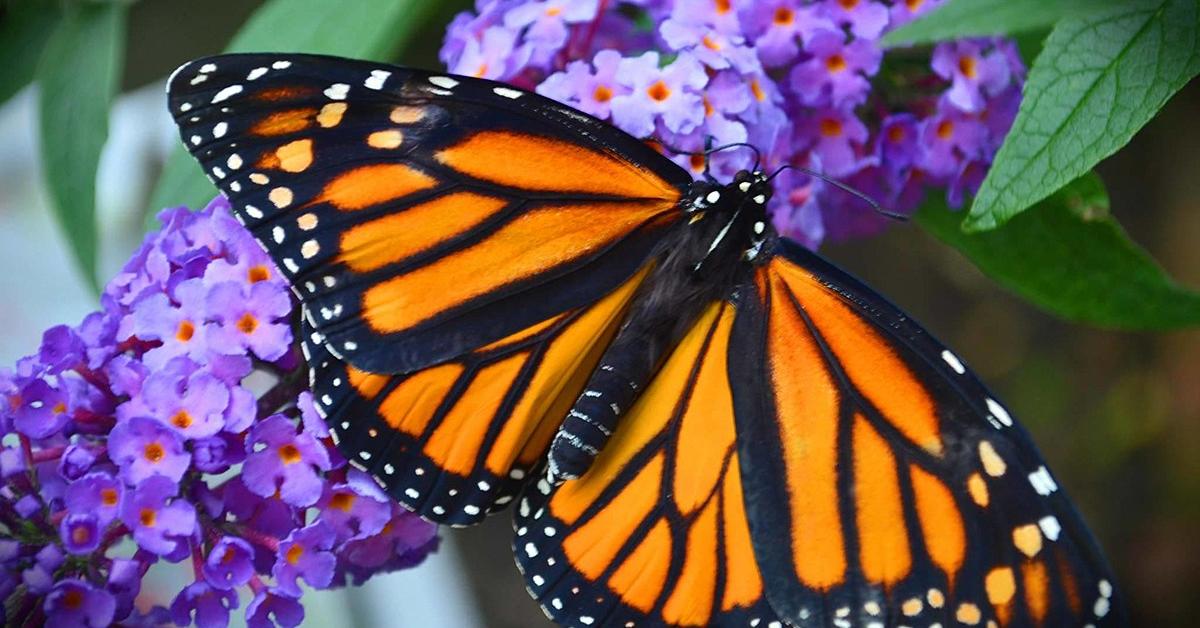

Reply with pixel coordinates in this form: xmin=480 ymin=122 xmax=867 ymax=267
xmin=0 ymin=197 xmax=436 ymax=625
xmin=43 ymin=578 xmax=116 ymax=628
xmin=170 ymin=581 xmax=239 ymax=628
xmin=442 ymin=0 xmax=1024 ymax=245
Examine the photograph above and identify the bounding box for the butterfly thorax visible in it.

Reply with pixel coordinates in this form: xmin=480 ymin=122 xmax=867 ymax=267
xmin=546 ymin=171 xmax=775 ymax=481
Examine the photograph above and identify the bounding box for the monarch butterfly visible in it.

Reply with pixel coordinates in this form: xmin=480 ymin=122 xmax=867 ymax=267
xmin=167 ymin=53 xmax=1124 ymax=628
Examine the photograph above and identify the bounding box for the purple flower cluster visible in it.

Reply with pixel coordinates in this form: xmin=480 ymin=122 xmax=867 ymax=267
xmin=0 ymin=198 xmax=437 ymax=627
xmin=441 ymin=0 xmax=1025 ymax=246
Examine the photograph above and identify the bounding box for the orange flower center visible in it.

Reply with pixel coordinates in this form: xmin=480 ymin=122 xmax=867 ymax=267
xmin=52 ymin=402 xmax=67 ymax=415
xmin=906 ymin=0 xmax=924 ymax=10
xmin=71 ymin=524 xmax=91 ymax=545
xmin=140 ymin=508 xmax=157 ymax=527
xmin=278 ymin=443 xmax=302 ymax=464
xmin=286 ymin=544 xmax=304 ymax=565
xmin=647 ymin=80 xmax=671 ymax=102
xmin=176 ymin=320 xmax=195 ymax=342
xmin=819 ymin=118 xmax=844 ymax=137
xmin=171 ymin=410 xmax=193 ymax=429
xmin=838 ymin=0 xmax=860 ymax=8
xmin=701 ymin=34 xmax=721 ymax=51
xmin=221 ymin=547 xmax=238 ymax=564
xmin=936 ymin=119 xmax=955 ymax=140
xmin=63 ymin=590 xmax=84 ymax=610
xmin=473 ymin=63 xmax=488 ymax=78
xmin=101 ymin=488 xmax=119 ymax=507
xmin=237 ymin=313 xmax=258 ymax=335
xmin=545 ymin=5 xmax=561 ymax=16
xmin=714 ymin=0 xmax=731 ymax=14
xmin=689 ymin=154 xmax=707 ymax=173
xmin=592 ymin=84 xmax=613 ymax=103
xmin=750 ymin=79 xmax=766 ymax=102
xmin=703 ymin=96 xmax=714 ymax=117
xmin=330 ymin=492 xmax=356 ymax=512
xmin=773 ymin=7 xmax=795 ymax=25
xmin=887 ymin=125 xmax=907 ymax=143
xmin=144 ymin=442 xmax=165 ymax=463
xmin=826 ymin=54 xmax=848 ymax=73
xmin=958 ymin=55 xmax=978 ymax=79
xmin=247 ymin=265 xmax=270 ymax=283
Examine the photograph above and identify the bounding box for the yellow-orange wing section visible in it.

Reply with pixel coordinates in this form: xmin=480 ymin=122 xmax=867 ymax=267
xmin=305 ymin=266 xmax=651 ymax=525
xmin=167 ymin=53 xmax=689 ymax=376
xmin=514 ymin=301 xmax=782 ymax=627
xmin=724 ymin=239 xmax=1125 ymax=627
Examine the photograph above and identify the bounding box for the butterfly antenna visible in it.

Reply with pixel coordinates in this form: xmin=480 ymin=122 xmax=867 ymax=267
xmin=767 ymin=164 xmax=907 ymax=222
xmin=656 ymin=140 xmax=763 ymax=175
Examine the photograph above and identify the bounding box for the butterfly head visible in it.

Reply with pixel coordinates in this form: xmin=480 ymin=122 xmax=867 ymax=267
xmin=683 ymin=170 xmax=775 ymax=274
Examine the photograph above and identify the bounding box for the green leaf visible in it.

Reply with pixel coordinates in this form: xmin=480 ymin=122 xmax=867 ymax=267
xmin=37 ymin=2 xmax=127 ymax=292
xmin=145 ymin=0 xmax=441 ymax=223
xmin=0 ymin=2 xmax=61 ymax=107
xmin=966 ymin=0 xmax=1200 ymax=231
xmin=918 ymin=173 xmax=1200 ymax=329
xmin=882 ymin=0 xmax=1129 ymax=47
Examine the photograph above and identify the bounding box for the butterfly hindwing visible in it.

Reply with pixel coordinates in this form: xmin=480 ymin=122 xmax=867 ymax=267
xmin=515 ymin=301 xmax=782 ymax=627
xmin=724 ymin=239 xmax=1124 ymax=627
xmin=303 ymin=264 xmax=652 ymax=525
xmin=167 ymin=53 xmax=689 ymax=375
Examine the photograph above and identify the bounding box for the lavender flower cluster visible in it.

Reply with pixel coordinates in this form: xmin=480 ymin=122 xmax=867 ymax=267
xmin=441 ymin=0 xmax=1025 ymax=246
xmin=0 ymin=198 xmax=436 ymax=627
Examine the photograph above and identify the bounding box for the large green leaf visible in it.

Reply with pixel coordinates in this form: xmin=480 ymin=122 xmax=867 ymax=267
xmin=882 ymin=0 xmax=1129 ymax=47
xmin=146 ymin=0 xmax=441 ymax=220
xmin=965 ymin=0 xmax=1200 ymax=232
xmin=0 ymin=2 xmax=61 ymax=107
xmin=37 ymin=2 xmax=127 ymax=292
xmin=918 ymin=173 xmax=1200 ymax=329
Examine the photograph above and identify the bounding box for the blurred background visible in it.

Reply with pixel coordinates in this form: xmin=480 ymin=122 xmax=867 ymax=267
xmin=0 ymin=0 xmax=1196 ymax=625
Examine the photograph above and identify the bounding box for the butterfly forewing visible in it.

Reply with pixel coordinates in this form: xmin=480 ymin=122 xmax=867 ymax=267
xmin=725 ymin=240 xmax=1124 ymax=627
xmin=167 ymin=53 xmax=688 ymax=376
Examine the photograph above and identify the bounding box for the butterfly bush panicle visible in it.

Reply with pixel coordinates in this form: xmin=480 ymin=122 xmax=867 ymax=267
xmin=441 ymin=0 xmax=1025 ymax=246
xmin=0 ymin=197 xmax=437 ymax=627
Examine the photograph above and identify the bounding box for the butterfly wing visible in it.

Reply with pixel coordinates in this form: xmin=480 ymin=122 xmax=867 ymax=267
xmin=166 ymin=53 xmax=689 ymax=375
xmin=514 ymin=239 xmax=1124 ymax=627
xmin=167 ymin=53 xmax=692 ymax=523
xmin=724 ymin=238 xmax=1125 ymax=627
xmin=514 ymin=301 xmax=782 ymax=627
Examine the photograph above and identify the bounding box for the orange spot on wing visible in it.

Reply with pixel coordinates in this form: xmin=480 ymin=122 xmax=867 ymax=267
xmin=967 ymin=472 xmax=990 ymax=507
xmin=276 ymin=139 xmax=313 ymax=172
xmin=339 ymin=191 xmax=508 ymax=273
xmin=550 ymin=305 xmax=720 ymax=525
xmin=361 ymin=201 xmax=671 ymax=334
xmin=986 ymin=566 xmax=1017 ymax=623
xmin=766 ymin=271 xmax=845 ymax=590
xmin=562 ymin=454 xmax=664 ymax=578
xmin=1022 ymin=559 xmax=1050 ymax=624
xmin=487 ymin=269 xmax=647 ymax=475
xmin=317 ymin=163 xmax=437 ymax=211
xmin=662 ymin=498 xmax=719 ymax=626
xmin=1054 ymin=549 xmax=1082 ymax=614
xmin=436 ymin=130 xmax=680 ymax=201
xmin=720 ymin=454 xmax=763 ymax=611
xmin=390 ymin=106 xmax=425 ymax=124
xmin=379 ymin=363 xmax=464 ymax=438
xmin=346 ymin=366 xmax=389 ymax=400
xmin=672 ymin=305 xmax=736 ymax=515
xmin=316 ymin=102 xmax=346 ymax=128
xmin=771 ymin=260 xmax=943 ymax=455
xmin=853 ymin=415 xmax=912 ymax=586
xmin=250 ymin=108 xmax=316 ymax=136
xmin=910 ymin=465 xmax=966 ymax=583
xmin=254 ymin=86 xmax=317 ymax=102
xmin=608 ymin=518 xmax=672 ymax=612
